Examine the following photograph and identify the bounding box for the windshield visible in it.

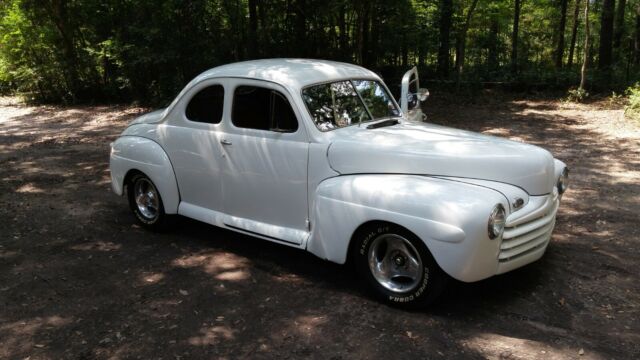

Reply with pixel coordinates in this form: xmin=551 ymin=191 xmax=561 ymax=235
xmin=302 ymin=79 xmax=400 ymax=131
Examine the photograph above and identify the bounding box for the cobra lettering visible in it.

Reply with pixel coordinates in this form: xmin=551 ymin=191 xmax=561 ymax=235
xmin=414 ymin=268 xmax=430 ymax=297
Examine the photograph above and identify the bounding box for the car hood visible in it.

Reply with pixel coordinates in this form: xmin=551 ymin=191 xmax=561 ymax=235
xmin=327 ymin=121 xmax=556 ymax=195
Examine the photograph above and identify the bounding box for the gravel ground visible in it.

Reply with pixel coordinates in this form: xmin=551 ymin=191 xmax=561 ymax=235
xmin=0 ymin=94 xmax=639 ymax=359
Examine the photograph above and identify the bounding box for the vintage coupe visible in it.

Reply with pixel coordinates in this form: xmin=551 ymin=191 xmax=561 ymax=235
xmin=110 ymin=59 xmax=568 ymax=307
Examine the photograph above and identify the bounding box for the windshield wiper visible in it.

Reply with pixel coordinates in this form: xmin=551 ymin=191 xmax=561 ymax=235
xmin=366 ymin=119 xmax=399 ymax=129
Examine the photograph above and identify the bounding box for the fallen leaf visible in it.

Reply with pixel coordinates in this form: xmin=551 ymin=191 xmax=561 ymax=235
xmin=179 ymin=289 xmax=189 ymax=296
xmin=34 ymin=344 xmax=45 ymax=348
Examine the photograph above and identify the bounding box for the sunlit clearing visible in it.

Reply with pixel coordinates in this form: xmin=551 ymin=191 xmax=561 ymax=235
xmin=463 ymin=332 xmax=603 ymax=360
xmin=293 ymin=315 xmax=328 ymax=337
xmin=15 ymin=183 xmax=44 ymax=193
xmin=188 ymin=326 xmax=235 ymax=346
xmin=0 ymin=316 xmax=73 ymax=356
xmin=172 ymin=252 xmax=250 ymax=281
xmin=69 ymin=241 xmax=121 ymax=252
xmin=140 ymin=272 xmax=165 ymax=284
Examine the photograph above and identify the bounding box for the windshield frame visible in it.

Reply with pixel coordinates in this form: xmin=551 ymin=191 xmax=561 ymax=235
xmin=300 ymin=77 xmax=403 ymax=132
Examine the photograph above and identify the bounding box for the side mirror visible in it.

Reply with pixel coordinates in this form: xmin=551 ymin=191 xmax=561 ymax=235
xmin=418 ymin=88 xmax=429 ymax=102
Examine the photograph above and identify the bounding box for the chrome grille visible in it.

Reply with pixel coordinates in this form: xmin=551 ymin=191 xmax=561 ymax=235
xmin=500 ymin=195 xmax=559 ymax=263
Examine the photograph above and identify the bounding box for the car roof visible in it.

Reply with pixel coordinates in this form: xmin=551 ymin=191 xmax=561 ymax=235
xmin=196 ymin=58 xmax=381 ymax=90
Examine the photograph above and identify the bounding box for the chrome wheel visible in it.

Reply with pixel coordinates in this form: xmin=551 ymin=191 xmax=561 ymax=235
xmin=133 ymin=178 xmax=159 ymax=221
xmin=367 ymin=234 xmax=423 ymax=293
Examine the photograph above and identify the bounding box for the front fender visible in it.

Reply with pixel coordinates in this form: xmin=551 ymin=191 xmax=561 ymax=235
xmin=307 ymin=174 xmax=509 ymax=282
xmin=109 ymin=136 xmax=180 ymax=214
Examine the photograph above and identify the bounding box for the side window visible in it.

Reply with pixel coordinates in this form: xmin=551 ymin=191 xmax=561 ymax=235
xmin=185 ymin=85 xmax=224 ymax=124
xmin=407 ymin=73 xmax=418 ymax=110
xmin=271 ymin=91 xmax=298 ymax=132
xmin=232 ymin=85 xmax=298 ymax=132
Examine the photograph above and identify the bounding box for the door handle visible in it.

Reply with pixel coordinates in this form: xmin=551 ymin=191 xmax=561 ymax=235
xmin=220 ymin=139 xmax=232 ymax=146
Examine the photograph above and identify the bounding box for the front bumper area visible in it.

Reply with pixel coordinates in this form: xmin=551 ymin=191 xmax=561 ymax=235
xmin=497 ymin=189 xmax=560 ymax=274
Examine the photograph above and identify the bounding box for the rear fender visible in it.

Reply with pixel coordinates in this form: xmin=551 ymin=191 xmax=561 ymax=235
xmin=109 ymin=136 xmax=180 ymax=214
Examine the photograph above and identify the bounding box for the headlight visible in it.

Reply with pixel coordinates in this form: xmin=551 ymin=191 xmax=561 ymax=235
xmin=557 ymin=167 xmax=569 ymax=194
xmin=488 ymin=204 xmax=506 ymax=240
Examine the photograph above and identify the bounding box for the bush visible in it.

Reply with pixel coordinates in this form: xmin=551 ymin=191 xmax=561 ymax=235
xmin=625 ymin=83 xmax=640 ymax=122
xmin=565 ymin=88 xmax=589 ymax=103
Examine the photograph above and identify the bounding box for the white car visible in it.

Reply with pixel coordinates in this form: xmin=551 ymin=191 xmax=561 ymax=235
xmin=110 ymin=59 xmax=568 ymax=308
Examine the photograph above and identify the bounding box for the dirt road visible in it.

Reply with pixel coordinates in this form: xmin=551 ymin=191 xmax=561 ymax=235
xmin=1 ymin=95 xmax=638 ymax=359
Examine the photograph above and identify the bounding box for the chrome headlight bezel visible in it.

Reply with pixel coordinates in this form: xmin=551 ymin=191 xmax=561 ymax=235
xmin=488 ymin=204 xmax=506 ymax=240
xmin=557 ymin=167 xmax=569 ymax=194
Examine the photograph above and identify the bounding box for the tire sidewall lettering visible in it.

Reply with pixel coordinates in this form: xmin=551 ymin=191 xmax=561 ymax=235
xmin=359 ymin=226 xmax=389 ymax=256
xmin=358 ymin=225 xmax=430 ymax=305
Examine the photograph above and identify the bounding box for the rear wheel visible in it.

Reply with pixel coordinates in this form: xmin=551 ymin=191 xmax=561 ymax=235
xmin=127 ymin=173 xmax=170 ymax=231
xmin=352 ymin=222 xmax=446 ymax=308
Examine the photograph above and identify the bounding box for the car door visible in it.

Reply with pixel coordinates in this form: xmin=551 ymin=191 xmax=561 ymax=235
xmin=220 ymin=80 xmax=309 ymax=245
xmin=159 ymin=79 xmax=227 ymax=215
xmin=400 ymin=67 xmax=428 ymax=122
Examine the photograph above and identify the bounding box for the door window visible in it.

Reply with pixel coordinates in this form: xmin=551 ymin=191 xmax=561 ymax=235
xmin=232 ymin=86 xmax=298 ymax=132
xmin=407 ymin=73 xmax=419 ymax=110
xmin=185 ymin=85 xmax=224 ymax=124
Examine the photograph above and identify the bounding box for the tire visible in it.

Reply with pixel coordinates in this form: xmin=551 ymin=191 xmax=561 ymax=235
xmin=127 ymin=173 xmax=170 ymax=231
xmin=352 ymin=222 xmax=447 ymax=309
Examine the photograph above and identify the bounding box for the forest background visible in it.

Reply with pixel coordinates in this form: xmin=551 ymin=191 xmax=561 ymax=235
xmin=1 ymin=0 xmax=639 ymax=108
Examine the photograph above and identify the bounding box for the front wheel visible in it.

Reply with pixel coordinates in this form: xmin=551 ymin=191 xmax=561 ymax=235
xmin=352 ymin=223 xmax=447 ymax=309
xmin=127 ymin=173 xmax=170 ymax=231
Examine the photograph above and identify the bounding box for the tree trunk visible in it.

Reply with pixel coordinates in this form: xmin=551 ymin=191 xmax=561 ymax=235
xmin=357 ymin=2 xmax=371 ymax=65
xmin=47 ymin=0 xmax=80 ymax=98
xmin=339 ymin=6 xmax=348 ymax=60
xmin=248 ymin=0 xmax=259 ymax=58
xmin=580 ymin=0 xmax=590 ymax=90
xmin=487 ymin=17 xmax=499 ymax=71
xmin=568 ymin=0 xmax=581 ymax=67
xmin=613 ymin=0 xmax=626 ymax=50
xmin=598 ymin=0 xmax=615 ymax=70
xmin=511 ymin=0 xmax=521 ymax=74
xmin=437 ymin=0 xmax=453 ymax=78
xmin=455 ymin=0 xmax=479 ymax=83
xmin=555 ymin=0 xmax=569 ymax=68
xmin=370 ymin=3 xmax=379 ymax=66
xmin=294 ymin=0 xmax=307 ymax=57
xmin=636 ymin=5 xmax=640 ymax=64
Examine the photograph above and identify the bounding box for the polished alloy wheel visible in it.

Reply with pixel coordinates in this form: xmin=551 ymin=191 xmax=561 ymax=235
xmin=367 ymin=234 xmax=423 ymax=293
xmin=134 ymin=178 xmax=159 ymax=220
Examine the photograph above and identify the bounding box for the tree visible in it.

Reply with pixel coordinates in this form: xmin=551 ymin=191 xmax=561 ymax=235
xmin=455 ymin=0 xmax=480 ymax=83
xmin=598 ymin=0 xmax=616 ymax=70
xmin=511 ymin=0 xmax=521 ymax=74
xmin=580 ymin=0 xmax=590 ymax=90
xmin=487 ymin=16 xmax=500 ymax=71
xmin=1 ymin=0 xmax=639 ymax=104
xmin=437 ymin=0 xmax=453 ymax=78
xmin=555 ymin=0 xmax=569 ymax=68
xmin=613 ymin=0 xmax=626 ymax=50
xmin=248 ymin=0 xmax=259 ymax=58
xmin=568 ymin=0 xmax=582 ymax=67
xmin=636 ymin=3 xmax=640 ymax=64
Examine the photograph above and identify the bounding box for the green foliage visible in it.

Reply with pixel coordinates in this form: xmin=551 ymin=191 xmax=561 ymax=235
xmin=566 ymin=87 xmax=590 ymax=102
xmin=625 ymin=83 xmax=640 ymax=122
xmin=0 ymin=0 xmax=638 ymax=104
